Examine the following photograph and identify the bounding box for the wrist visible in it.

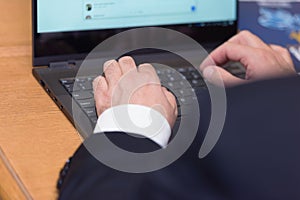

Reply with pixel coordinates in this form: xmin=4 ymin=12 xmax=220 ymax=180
xmin=94 ymin=104 xmax=171 ymax=148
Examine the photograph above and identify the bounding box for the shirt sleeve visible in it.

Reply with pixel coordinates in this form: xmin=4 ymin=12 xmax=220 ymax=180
xmin=93 ymin=104 xmax=171 ymax=148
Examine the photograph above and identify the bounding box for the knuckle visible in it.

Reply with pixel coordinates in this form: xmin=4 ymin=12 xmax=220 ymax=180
xmin=119 ymin=56 xmax=133 ymax=65
xmin=256 ymin=49 xmax=271 ymax=60
xmin=104 ymin=64 xmax=114 ymax=73
xmin=139 ymin=63 xmax=154 ymax=70
xmin=222 ymin=41 xmax=233 ymax=50
xmin=103 ymin=60 xmax=115 ymax=70
xmin=239 ymin=30 xmax=251 ymax=38
xmin=281 ymin=47 xmax=290 ymax=55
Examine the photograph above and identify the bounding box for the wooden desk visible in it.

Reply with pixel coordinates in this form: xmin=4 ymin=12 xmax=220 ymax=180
xmin=0 ymin=0 xmax=81 ymax=199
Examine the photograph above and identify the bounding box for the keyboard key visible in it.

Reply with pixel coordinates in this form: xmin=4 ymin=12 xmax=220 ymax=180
xmin=191 ymin=79 xmax=206 ymax=88
xmin=90 ymin=116 xmax=98 ymax=124
xmin=188 ymin=66 xmax=198 ymax=72
xmin=76 ymin=82 xmax=93 ymax=91
xmin=84 ymin=108 xmax=97 ymax=118
xmin=180 ymin=104 xmax=197 ymax=115
xmin=87 ymin=76 xmax=97 ymax=82
xmin=174 ymin=88 xmax=195 ymax=97
xmin=65 ymin=83 xmax=82 ymax=92
xmin=63 ymin=84 xmax=74 ymax=92
xmin=60 ymin=78 xmax=75 ymax=85
xmin=178 ymin=96 xmax=197 ymax=105
xmin=76 ymin=99 xmax=95 ymax=108
xmin=191 ymin=72 xmax=201 ymax=80
xmin=75 ymin=77 xmax=86 ymax=83
xmin=72 ymin=91 xmax=93 ymax=100
xmin=177 ymin=67 xmax=188 ymax=73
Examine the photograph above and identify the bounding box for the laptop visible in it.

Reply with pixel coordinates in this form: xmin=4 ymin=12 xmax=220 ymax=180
xmin=32 ymin=0 xmax=241 ymax=138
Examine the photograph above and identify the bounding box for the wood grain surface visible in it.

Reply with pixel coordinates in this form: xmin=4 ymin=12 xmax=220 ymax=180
xmin=0 ymin=0 xmax=82 ymax=199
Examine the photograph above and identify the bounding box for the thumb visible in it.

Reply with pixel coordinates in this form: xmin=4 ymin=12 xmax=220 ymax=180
xmin=203 ymin=66 xmax=246 ymax=87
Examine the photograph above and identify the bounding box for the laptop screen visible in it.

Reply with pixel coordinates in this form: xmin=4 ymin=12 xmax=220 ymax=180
xmin=33 ymin=0 xmax=238 ymax=66
xmin=37 ymin=0 xmax=236 ymax=33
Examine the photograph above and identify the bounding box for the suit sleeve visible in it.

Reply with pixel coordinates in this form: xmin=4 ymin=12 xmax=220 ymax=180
xmin=57 ymin=132 xmax=160 ymax=200
xmin=57 ymin=131 xmax=224 ymax=200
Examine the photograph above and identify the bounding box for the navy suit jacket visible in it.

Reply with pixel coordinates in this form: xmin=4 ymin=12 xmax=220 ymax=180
xmin=58 ymin=76 xmax=300 ymax=200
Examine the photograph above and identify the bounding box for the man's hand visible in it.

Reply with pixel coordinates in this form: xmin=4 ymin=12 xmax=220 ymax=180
xmin=201 ymin=30 xmax=296 ymax=87
xmin=93 ymin=56 xmax=178 ymax=128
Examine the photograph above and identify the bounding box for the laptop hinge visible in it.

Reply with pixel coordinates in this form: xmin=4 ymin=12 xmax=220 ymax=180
xmin=49 ymin=60 xmax=80 ymax=69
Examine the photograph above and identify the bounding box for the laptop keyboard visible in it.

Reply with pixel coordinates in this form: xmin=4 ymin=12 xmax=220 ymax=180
xmin=60 ymin=76 xmax=98 ymax=124
xmin=60 ymin=64 xmax=245 ymax=125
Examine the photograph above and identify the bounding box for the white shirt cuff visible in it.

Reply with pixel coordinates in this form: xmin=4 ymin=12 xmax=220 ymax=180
xmin=93 ymin=104 xmax=171 ymax=148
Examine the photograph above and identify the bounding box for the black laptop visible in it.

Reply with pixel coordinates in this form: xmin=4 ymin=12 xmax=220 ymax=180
xmin=32 ymin=0 xmax=242 ymax=138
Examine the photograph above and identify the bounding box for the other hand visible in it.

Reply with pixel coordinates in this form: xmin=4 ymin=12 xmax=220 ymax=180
xmin=201 ymin=30 xmax=296 ymax=87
